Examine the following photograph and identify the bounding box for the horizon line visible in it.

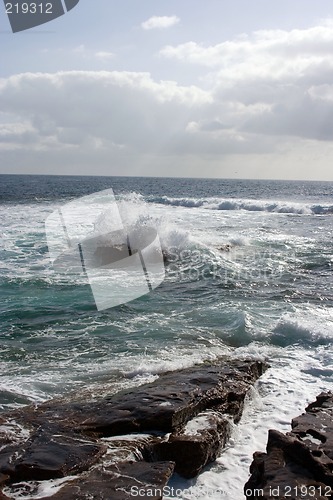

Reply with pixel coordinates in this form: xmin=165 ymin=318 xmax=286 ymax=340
xmin=0 ymin=172 xmax=332 ymax=183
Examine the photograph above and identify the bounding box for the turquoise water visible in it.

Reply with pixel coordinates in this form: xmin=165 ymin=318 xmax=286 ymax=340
xmin=0 ymin=175 xmax=332 ymax=410
xmin=1 ymin=174 xmax=333 ymax=498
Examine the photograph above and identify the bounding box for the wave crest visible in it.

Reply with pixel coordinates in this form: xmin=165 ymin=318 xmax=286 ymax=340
xmin=148 ymin=196 xmax=333 ymax=215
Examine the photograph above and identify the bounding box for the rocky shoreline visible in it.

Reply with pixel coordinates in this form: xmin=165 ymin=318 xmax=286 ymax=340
xmin=245 ymin=392 xmax=333 ymax=499
xmin=0 ymin=358 xmax=266 ymax=499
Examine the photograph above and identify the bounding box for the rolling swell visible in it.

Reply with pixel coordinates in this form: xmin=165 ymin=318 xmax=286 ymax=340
xmin=148 ymin=195 xmax=333 ymax=215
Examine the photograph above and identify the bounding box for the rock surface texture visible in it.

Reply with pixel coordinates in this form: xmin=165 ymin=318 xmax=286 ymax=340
xmin=245 ymin=392 xmax=333 ymax=499
xmin=0 ymin=359 xmax=266 ymax=499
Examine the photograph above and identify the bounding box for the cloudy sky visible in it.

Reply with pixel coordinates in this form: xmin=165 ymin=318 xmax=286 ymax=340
xmin=1 ymin=0 xmax=333 ymax=180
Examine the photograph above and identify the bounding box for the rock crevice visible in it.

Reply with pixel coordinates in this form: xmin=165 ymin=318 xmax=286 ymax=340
xmin=245 ymin=392 xmax=333 ymax=499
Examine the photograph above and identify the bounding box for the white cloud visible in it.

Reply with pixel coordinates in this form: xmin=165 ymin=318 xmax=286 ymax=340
xmin=0 ymin=122 xmax=37 ymax=150
xmin=72 ymin=44 xmax=86 ymax=55
xmin=95 ymin=51 xmax=115 ymax=61
xmin=308 ymin=84 xmax=333 ymax=101
xmin=160 ymin=24 xmax=333 ymax=70
xmin=0 ymin=70 xmax=211 ymax=158
xmin=160 ymin=24 xmax=333 ymax=95
xmin=159 ymin=21 xmax=333 ymax=144
xmin=2 ymin=21 xmax=333 ymax=179
xmin=141 ymin=15 xmax=180 ymax=31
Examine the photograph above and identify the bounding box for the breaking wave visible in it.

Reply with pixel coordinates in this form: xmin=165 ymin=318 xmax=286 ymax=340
xmin=148 ymin=196 xmax=333 ymax=215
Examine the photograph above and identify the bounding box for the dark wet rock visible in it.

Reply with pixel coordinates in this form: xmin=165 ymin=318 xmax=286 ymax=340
xmin=153 ymin=409 xmax=231 ymax=478
xmin=0 ymin=427 xmax=106 ymax=482
xmin=0 ymin=475 xmax=9 ymax=500
xmin=245 ymin=392 xmax=333 ymax=499
xmin=4 ymin=359 xmax=266 ymax=439
xmin=0 ymin=359 xmax=266 ymax=498
xmin=101 ymin=433 xmax=163 ymax=463
xmin=0 ymin=475 xmax=8 ymax=487
xmin=73 ymin=359 xmax=266 ymax=436
xmin=41 ymin=461 xmax=175 ymax=500
xmin=292 ymin=392 xmax=333 ymax=461
xmin=217 ymin=244 xmax=233 ymax=252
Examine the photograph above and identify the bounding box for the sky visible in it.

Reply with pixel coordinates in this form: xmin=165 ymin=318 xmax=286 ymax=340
xmin=1 ymin=0 xmax=333 ymax=180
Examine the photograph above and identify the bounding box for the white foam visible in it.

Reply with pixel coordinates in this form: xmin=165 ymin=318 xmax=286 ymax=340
xmin=0 ymin=190 xmax=332 ymax=499
xmin=103 ymin=433 xmax=153 ymax=442
xmin=3 ymin=476 xmax=79 ymax=500
xmin=0 ymin=420 xmax=30 ymax=450
xmin=167 ymin=344 xmax=331 ymax=500
xmin=121 ymin=345 xmax=230 ymax=379
xmin=273 ymin=308 xmax=333 ymax=343
xmin=149 ymin=195 xmax=333 ymax=215
xmin=183 ymin=413 xmax=211 ymax=436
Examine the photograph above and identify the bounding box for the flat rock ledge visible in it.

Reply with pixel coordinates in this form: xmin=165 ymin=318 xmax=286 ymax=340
xmin=0 ymin=358 xmax=266 ymax=499
xmin=245 ymin=392 xmax=333 ymax=499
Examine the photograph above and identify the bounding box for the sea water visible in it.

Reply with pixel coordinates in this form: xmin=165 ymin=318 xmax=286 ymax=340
xmin=0 ymin=175 xmax=332 ymax=499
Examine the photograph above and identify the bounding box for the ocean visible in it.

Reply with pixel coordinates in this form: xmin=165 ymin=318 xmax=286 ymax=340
xmin=0 ymin=174 xmax=333 ymax=499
